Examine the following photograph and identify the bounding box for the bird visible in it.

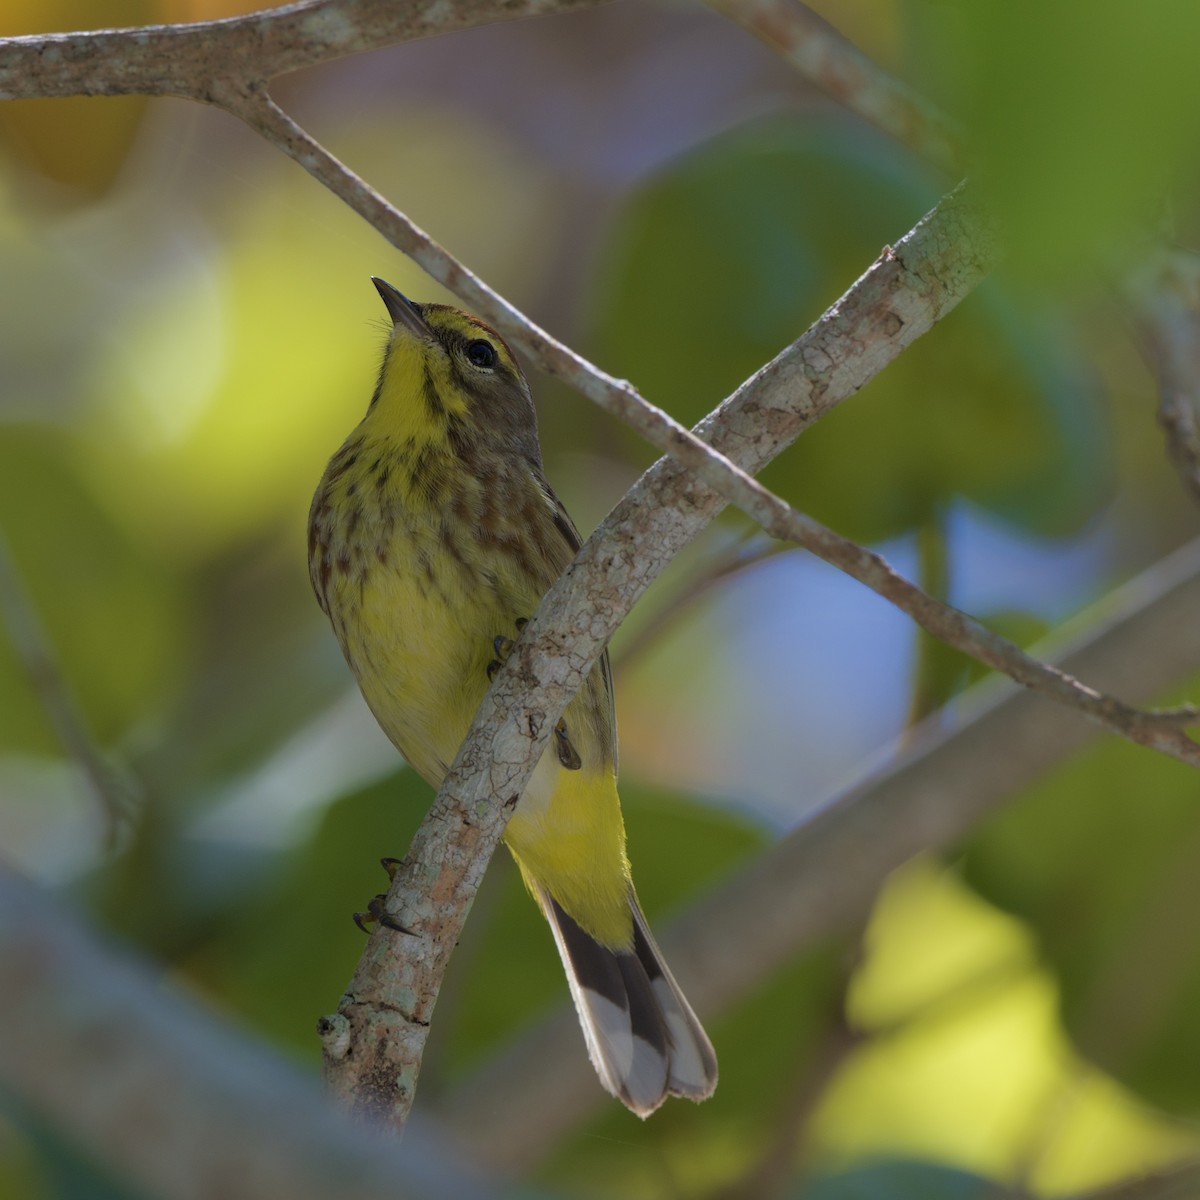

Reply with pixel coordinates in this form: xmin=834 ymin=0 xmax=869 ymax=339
xmin=308 ymin=277 xmax=717 ymax=1116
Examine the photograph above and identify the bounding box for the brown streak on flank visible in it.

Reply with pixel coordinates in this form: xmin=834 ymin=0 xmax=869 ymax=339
xmin=552 ymin=507 xmax=581 ymax=554
xmin=326 ymin=445 xmax=360 ymax=481
xmin=336 ymin=553 xmax=351 ymax=575
xmin=422 ymin=364 xmax=445 ymax=421
xmin=450 ymin=491 xmax=473 ymax=526
xmin=520 ymin=496 xmax=564 ymax=566
xmin=447 ymin=414 xmax=482 ymax=466
xmin=438 ymin=524 xmax=476 ymax=578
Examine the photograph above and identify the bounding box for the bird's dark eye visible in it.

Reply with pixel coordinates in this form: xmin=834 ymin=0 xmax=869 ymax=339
xmin=465 ymin=339 xmax=498 ymax=369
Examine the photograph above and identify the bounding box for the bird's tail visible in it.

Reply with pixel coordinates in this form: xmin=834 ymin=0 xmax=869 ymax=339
xmin=535 ymin=884 xmax=718 ymax=1117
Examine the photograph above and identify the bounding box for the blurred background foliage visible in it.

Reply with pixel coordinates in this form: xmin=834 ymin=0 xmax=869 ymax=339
xmin=2 ymin=0 xmax=1200 ymax=1197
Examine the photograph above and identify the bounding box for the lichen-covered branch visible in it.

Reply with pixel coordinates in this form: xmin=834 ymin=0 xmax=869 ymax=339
xmin=706 ymin=0 xmax=966 ymax=175
xmin=1127 ymin=245 xmax=1200 ymax=508
xmin=0 ymin=0 xmax=603 ymax=100
xmin=444 ymin=536 xmax=1200 ymax=1169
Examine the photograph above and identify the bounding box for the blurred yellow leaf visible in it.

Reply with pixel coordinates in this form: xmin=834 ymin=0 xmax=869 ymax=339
xmin=0 ymin=0 xmax=163 ymax=196
xmin=85 ymin=111 xmax=562 ymax=561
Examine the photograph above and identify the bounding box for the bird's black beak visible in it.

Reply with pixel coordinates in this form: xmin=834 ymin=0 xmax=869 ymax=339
xmin=372 ymin=277 xmax=431 ymax=338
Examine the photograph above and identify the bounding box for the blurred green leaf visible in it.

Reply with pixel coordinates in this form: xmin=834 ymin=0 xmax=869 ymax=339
xmin=137 ymin=539 xmax=347 ymax=802
xmin=915 ymin=1 xmax=1200 ymax=286
xmin=0 ymin=424 xmax=190 ymax=755
xmin=798 ymin=1158 xmax=996 ymax=1199
xmin=189 ymin=768 xmax=430 ymax=1060
xmin=962 ymin=675 xmax=1200 ymax=1114
xmin=589 ymin=117 xmax=1112 ymax=544
xmin=191 ymin=772 xmax=774 ymax=1104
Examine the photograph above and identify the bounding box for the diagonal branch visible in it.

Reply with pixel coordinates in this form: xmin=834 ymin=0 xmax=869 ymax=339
xmin=445 ymin=536 xmax=1200 ymax=1168
xmin=230 ymin=95 xmax=1190 ymax=761
xmin=0 ymin=532 xmax=135 ymax=849
xmin=706 ymin=0 xmax=967 ymax=176
xmin=0 ymin=0 xmax=604 ymax=100
xmin=317 ymin=175 xmax=1195 ymax=1126
xmin=1126 ymin=245 xmax=1200 ymax=508
xmin=9 ymin=0 xmax=1198 ymax=1142
xmin=713 ymin=474 xmax=1200 ymax=765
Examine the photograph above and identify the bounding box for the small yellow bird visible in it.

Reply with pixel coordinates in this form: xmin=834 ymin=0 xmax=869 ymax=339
xmin=308 ymin=278 xmax=717 ymax=1116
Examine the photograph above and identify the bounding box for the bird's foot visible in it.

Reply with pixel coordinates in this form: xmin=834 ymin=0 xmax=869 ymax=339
xmin=486 ymin=616 xmax=529 ymax=680
xmin=352 ymin=856 xmax=416 ymax=935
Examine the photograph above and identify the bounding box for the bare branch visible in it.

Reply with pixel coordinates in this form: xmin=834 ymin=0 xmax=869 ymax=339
xmin=0 ymin=0 xmax=604 ymax=100
xmin=1 ymin=0 xmax=1012 ymax=1136
xmin=0 ymin=861 xmax=500 ymax=1200
xmin=752 ymin=498 xmax=1200 ymax=766
xmin=1126 ymin=245 xmax=1200 ymax=508
xmin=228 ymin=86 xmax=949 ymax=556
xmin=612 ymin=533 xmax=787 ymax=674
xmin=233 ymin=123 xmax=1197 ymax=763
xmin=0 ymin=532 xmax=134 ymax=849
xmin=445 ymin=536 xmax=1200 ymax=1168
xmin=11 ymin=0 xmax=1196 ymax=1152
xmin=706 ymin=0 xmax=966 ymax=175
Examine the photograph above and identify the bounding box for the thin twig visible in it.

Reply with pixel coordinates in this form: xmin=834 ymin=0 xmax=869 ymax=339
xmin=444 ymin=536 xmax=1200 ymax=1169
xmin=612 ymin=531 xmax=786 ymax=674
xmin=0 ymin=532 xmax=132 ymax=849
xmin=706 ymin=0 xmax=967 ymax=176
xmin=0 ymin=0 xmax=605 ymax=100
xmin=225 ymin=119 xmax=1197 ymax=753
xmin=228 ymin=86 xmax=931 ymax=550
xmin=761 ymin=500 xmax=1200 ymax=764
xmin=7 ymin=0 xmax=1199 ymax=1144
xmin=1126 ymin=246 xmax=1200 ymax=508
